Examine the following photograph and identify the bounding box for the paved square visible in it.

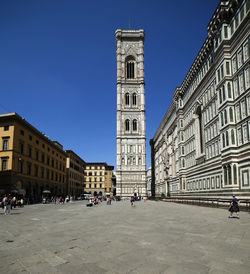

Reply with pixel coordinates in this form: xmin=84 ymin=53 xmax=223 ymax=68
xmin=1 ymin=200 xmax=250 ymax=273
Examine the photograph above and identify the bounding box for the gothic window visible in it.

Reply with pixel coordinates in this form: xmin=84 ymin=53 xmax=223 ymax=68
xmin=222 ymin=133 xmax=225 ymax=147
xmin=234 ymin=78 xmax=239 ymax=97
xmin=126 ymin=56 xmax=135 ymax=79
xmin=224 ymin=166 xmax=227 ymax=185
xmin=231 ymin=129 xmax=235 ymax=145
xmin=132 ymin=119 xmax=137 ymax=131
xmin=237 ymin=49 xmax=243 ymax=68
xmin=125 ymin=93 xmax=130 ymax=105
xmin=224 ymin=109 xmax=228 ymax=124
xmin=239 ymin=73 xmax=244 ymax=94
xmin=222 ymin=85 xmax=226 ymax=101
xmin=180 ymin=132 xmax=184 ymax=141
xmin=233 ymin=164 xmax=237 ymax=184
xmin=243 ymin=40 xmax=249 ymax=62
xmin=125 ymin=119 xmax=130 ymax=131
xmin=226 ymin=131 xmax=229 ymax=146
xmin=229 ymin=107 xmax=234 ymax=122
xmin=226 ymin=61 xmax=230 ymax=74
xmin=245 ymin=68 xmax=250 ymax=89
xmin=227 ymin=82 xmax=232 ymax=98
xmin=195 ymin=105 xmax=203 ymax=153
xmin=228 ymin=165 xmax=232 ymax=185
xmin=132 ymin=93 xmax=137 ymax=105
xmin=218 ymin=89 xmax=222 ymax=104
xmin=241 ymin=99 xmax=246 ymax=118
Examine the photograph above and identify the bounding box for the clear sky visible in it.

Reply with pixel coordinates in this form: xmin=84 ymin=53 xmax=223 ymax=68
xmin=0 ymin=0 xmax=219 ymax=169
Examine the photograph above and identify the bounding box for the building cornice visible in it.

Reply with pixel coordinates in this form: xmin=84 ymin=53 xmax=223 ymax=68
xmin=0 ymin=112 xmax=67 ymax=156
xmin=153 ymin=102 xmax=176 ymax=143
xmin=174 ymin=0 xmax=244 ymax=100
xmin=65 ymin=150 xmax=86 ymax=164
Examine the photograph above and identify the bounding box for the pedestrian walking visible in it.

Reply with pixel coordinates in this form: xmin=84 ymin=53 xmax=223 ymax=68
xmin=130 ymin=196 xmax=135 ymax=207
xmin=12 ymin=196 xmax=16 ymax=208
xmin=3 ymin=195 xmax=11 ymax=215
xmin=229 ymin=195 xmax=240 ymax=218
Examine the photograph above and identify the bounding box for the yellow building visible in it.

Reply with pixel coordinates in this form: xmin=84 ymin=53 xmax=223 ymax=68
xmin=0 ymin=113 xmax=67 ymax=201
xmin=66 ymin=150 xmax=85 ymax=197
xmin=84 ymin=163 xmax=114 ymax=196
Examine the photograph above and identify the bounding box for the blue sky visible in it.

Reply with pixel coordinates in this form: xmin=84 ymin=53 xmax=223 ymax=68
xmin=0 ymin=0 xmax=219 ymax=169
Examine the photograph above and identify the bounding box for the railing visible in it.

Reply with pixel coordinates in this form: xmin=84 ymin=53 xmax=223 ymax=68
xmin=163 ymin=197 xmax=250 ymax=212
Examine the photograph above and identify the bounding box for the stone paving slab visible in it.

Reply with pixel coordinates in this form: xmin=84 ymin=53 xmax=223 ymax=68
xmin=1 ymin=200 xmax=250 ymax=273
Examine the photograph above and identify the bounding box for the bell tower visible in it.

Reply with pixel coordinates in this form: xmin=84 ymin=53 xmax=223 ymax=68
xmin=115 ymin=29 xmax=147 ymax=197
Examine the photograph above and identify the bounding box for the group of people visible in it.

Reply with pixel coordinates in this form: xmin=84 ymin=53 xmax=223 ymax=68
xmin=0 ymin=192 xmax=242 ymax=218
xmin=43 ymin=195 xmax=74 ymax=204
xmin=1 ymin=194 xmax=24 ymax=215
xmin=86 ymin=195 xmax=114 ymax=207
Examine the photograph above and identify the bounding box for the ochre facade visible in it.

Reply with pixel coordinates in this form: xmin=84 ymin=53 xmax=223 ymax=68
xmin=0 ymin=113 xmax=67 ymax=201
xmin=84 ymin=163 xmax=114 ymax=196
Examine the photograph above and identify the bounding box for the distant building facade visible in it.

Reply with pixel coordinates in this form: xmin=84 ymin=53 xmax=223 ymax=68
xmin=151 ymin=0 xmax=250 ymax=198
xmin=84 ymin=163 xmax=114 ymax=196
xmin=0 ymin=113 xmax=67 ymax=200
xmin=115 ymin=29 xmax=147 ymax=197
xmin=146 ymin=167 xmax=152 ymax=197
xmin=66 ymin=150 xmax=85 ymax=197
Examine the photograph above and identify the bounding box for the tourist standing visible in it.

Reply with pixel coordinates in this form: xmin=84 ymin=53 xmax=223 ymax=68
xmin=229 ymin=195 xmax=240 ymax=218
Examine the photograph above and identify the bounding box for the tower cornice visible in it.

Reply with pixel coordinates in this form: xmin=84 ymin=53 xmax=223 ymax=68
xmin=115 ymin=29 xmax=145 ymax=41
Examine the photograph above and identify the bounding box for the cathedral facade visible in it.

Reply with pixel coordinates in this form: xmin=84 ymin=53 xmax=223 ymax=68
xmin=150 ymin=0 xmax=250 ymax=198
xmin=115 ymin=29 xmax=147 ymax=197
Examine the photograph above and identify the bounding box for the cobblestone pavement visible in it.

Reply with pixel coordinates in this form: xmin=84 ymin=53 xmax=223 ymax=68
xmin=1 ymin=200 xmax=250 ymax=274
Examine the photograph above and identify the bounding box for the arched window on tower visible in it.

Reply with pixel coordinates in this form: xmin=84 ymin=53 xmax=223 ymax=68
xmin=227 ymin=82 xmax=232 ymax=98
xmin=132 ymin=93 xmax=137 ymax=105
xmin=132 ymin=119 xmax=137 ymax=131
xmin=226 ymin=131 xmax=229 ymax=146
xmin=126 ymin=56 xmax=135 ymax=79
xmin=229 ymin=107 xmax=234 ymax=122
xmin=125 ymin=93 xmax=130 ymax=105
xmin=231 ymin=129 xmax=235 ymax=145
xmin=125 ymin=119 xmax=130 ymax=131
xmin=222 ymin=133 xmax=225 ymax=147
xmin=222 ymin=85 xmax=226 ymax=101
